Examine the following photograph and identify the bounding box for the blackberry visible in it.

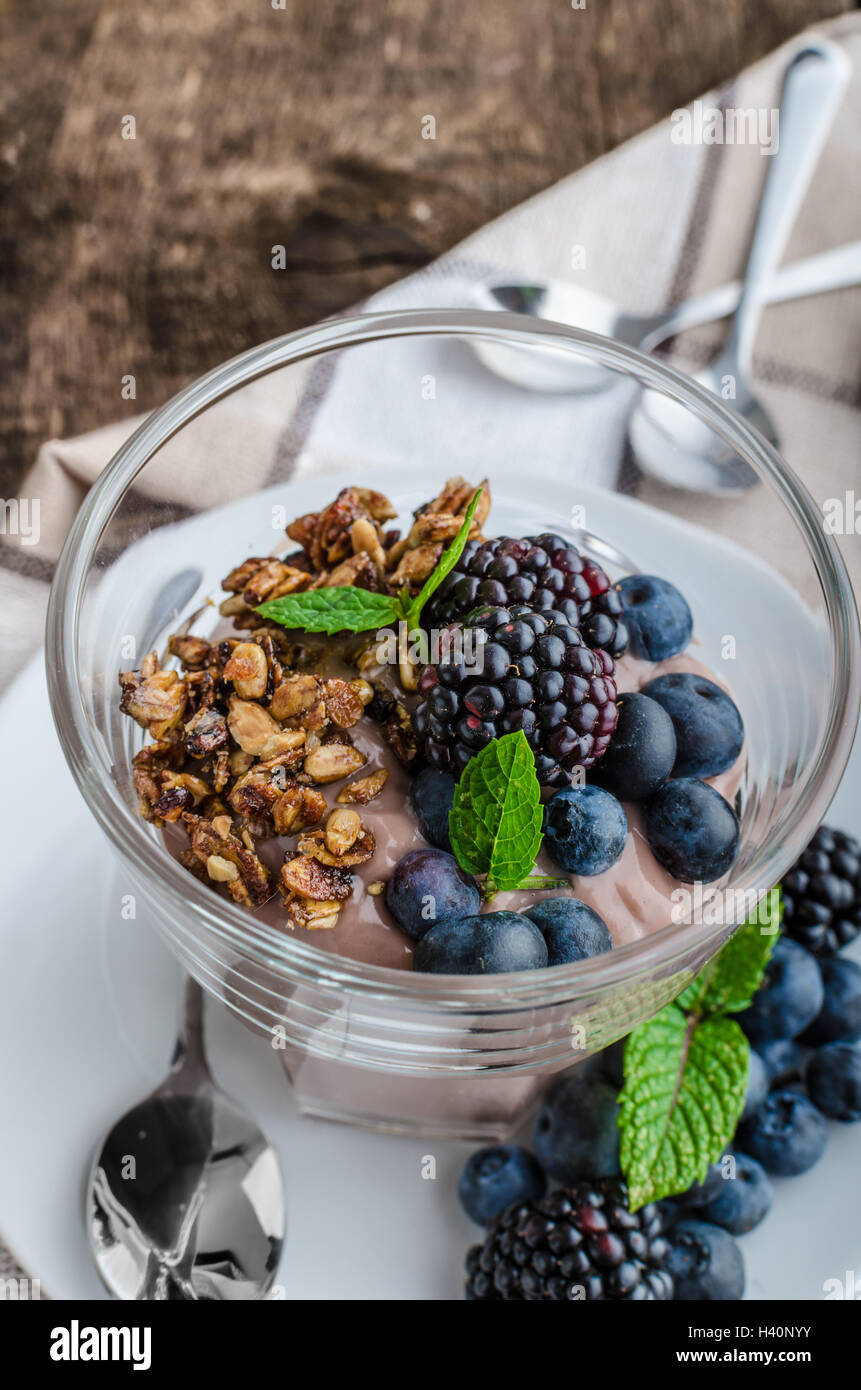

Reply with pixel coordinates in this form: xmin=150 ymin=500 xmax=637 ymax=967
xmin=424 ymin=533 xmax=629 ymax=657
xmin=781 ymin=825 xmax=861 ymax=956
xmin=465 ymin=1179 xmax=673 ymax=1300
xmin=414 ymin=605 xmax=618 ymax=786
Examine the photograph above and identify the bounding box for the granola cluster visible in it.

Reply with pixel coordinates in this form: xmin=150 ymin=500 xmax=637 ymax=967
xmin=118 ymin=477 xmax=488 ymax=932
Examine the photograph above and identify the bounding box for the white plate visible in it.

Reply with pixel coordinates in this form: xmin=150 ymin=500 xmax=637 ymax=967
xmin=2 ymin=475 xmax=860 ymax=1300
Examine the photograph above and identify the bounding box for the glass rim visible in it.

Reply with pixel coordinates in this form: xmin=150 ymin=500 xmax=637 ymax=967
xmin=45 ymin=307 xmax=861 ymax=1007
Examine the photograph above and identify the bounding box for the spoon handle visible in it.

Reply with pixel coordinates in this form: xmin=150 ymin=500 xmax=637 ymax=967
xmin=727 ymin=38 xmax=851 ymax=372
xmin=169 ymin=975 xmax=212 ymax=1087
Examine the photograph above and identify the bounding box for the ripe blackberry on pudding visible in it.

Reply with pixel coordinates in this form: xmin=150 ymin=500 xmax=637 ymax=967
xmin=465 ymin=1179 xmax=673 ymax=1301
xmin=423 ymin=533 xmax=629 ymax=657
xmin=413 ymin=604 xmax=618 ymax=786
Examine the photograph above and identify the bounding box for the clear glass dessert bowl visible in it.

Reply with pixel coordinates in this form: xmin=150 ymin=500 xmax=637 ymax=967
xmin=46 ymin=309 xmax=860 ymax=1139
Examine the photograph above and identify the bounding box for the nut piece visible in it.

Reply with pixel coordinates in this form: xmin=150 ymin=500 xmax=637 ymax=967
xmin=367 ymin=880 xmax=386 ymax=896
xmin=270 ymin=673 xmax=321 ymax=721
xmin=168 ymin=634 xmax=212 ymax=668
xmin=336 ymin=767 xmax=389 ymax=804
xmin=352 ymin=516 xmax=388 ymax=573
xmin=211 ymin=814 xmax=233 ymax=839
xmin=227 ymin=698 xmax=282 ymax=755
xmin=298 ymin=824 xmax=376 ymax=868
xmin=223 ymin=642 xmax=269 ymax=699
xmin=272 ymin=784 xmax=328 ymax=835
xmin=206 ymin=854 xmax=239 ymax=883
xmin=281 ymin=854 xmax=353 ymax=901
xmin=183 ymin=706 xmax=229 ymax=758
xmin=282 ymin=893 xmax=343 ymax=931
xmin=324 ymin=807 xmax=362 ymax=856
xmin=303 ymin=742 xmax=367 ymax=784
xmin=119 ymin=656 xmax=187 ymax=737
xmin=323 ymin=678 xmax=364 ymax=729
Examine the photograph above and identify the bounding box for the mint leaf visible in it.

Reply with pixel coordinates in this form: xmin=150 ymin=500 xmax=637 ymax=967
xmin=678 ymin=892 xmax=782 ymax=1017
xmin=449 ymin=730 xmax=542 ymax=893
xmin=406 ymin=488 xmax=483 ymax=627
xmin=257 ymin=586 xmax=400 ymax=635
xmin=618 ymin=1007 xmax=748 ymax=1210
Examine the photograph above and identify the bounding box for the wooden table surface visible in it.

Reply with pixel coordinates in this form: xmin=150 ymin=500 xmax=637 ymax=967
xmin=1 ymin=0 xmax=854 ymax=494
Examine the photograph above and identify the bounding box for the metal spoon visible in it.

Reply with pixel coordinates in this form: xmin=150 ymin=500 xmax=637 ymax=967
xmin=629 ymin=38 xmax=851 ymax=493
xmin=470 ymin=239 xmax=861 ymax=392
xmin=87 ymin=976 xmax=285 ymax=1299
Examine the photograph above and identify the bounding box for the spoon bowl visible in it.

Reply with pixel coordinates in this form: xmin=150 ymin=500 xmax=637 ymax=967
xmin=87 ymin=979 xmax=285 ymax=1300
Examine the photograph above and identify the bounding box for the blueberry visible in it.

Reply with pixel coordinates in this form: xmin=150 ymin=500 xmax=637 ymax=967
xmin=670 ymin=1161 xmax=728 ymax=1211
xmin=413 ymin=911 xmax=548 ymax=975
xmin=523 ymin=898 xmax=613 ymax=965
xmin=743 ymin=1048 xmax=769 ymax=1117
xmin=737 ymin=1090 xmax=828 ymax=1176
xmin=457 ymin=1145 xmax=546 ymax=1225
xmin=617 ymin=575 xmax=693 ymax=661
xmin=756 ymin=1038 xmax=810 ymax=1088
xmin=588 ymin=692 xmax=676 ymax=801
xmin=697 ymin=1154 xmax=773 ymax=1235
xmin=409 ymin=767 xmax=456 ymax=851
xmin=802 ymin=957 xmax=861 ymax=1044
xmin=533 ymin=1072 xmax=620 ymax=1181
xmin=642 ymin=672 xmax=744 ymax=779
xmin=739 ymin=938 xmax=824 ymax=1044
xmin=599 ymin=1037 xmax=628 ymax=1087
xmin=643 ymin=779 xmax=739 ymax=883
xmin=667 ymin=1220 xmax=746 ymax=1300
xmin=543 ymin=785 xmax=628 ymax=876
xmin=805 ymin=1043 xmax=861 ymax=1122
xmin=385 ymin=849 xmax=479 ymax=943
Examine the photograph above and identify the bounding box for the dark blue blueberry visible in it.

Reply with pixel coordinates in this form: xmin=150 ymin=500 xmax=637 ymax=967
xmin=739 ymin=938 xmax=824 ymax=1044
xmin=737 ymin=1090 xmax=828 ymax=1176
xmin=600 ymin=1037 xmax=628 ymax=1087
xmin=533 ymin=1071 xmax=620 ymax=1181
xmin=413 ymin=911 xmax=548 ymax=975
xmin=743 ymin=1048 xmax=769 ymax=1117
xmin=802 ymin=956 xmax=861 ymax=1044
xmin=457 ymin=1145 xmax=547 ymax=1225
xmin=543 ymin=784 xmax=628 ymax=876
xmin=696 ymin=1154 xmax=773 ymax=1235
xmin=617 ymin=574 xmax=693 ymax=661
xmin=409 ymin=767 xmax=456 ymax=851
xmin=643 ymin=779 xmax=739 ymax=883
xmin=667 ymin=1220 xmax=746 ymax=1300
xmin=588 ymin=692 xmax=676 ymax=801
xmin=523 ymin=897 xmax=613 ymax=965
xmin=385 ymin=848 xmax=479 ymax=943
xmin=805 ymin=1042 xmax=861 ymax=1122
xmin=643 ymin=672 xmax=744 ymax=779
xmin=756 ymin=1037 xmax=810 ymax=1087
xmin=670 ymin=1161 xmax=728 ymax=1211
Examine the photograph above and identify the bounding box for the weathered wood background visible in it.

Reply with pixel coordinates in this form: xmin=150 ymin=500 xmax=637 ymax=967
xmin=1 ymin=0 xmax=853 ymax=493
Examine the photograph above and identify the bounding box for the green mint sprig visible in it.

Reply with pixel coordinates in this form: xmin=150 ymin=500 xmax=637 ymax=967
xmin=256 ymin=488 xmax=483 ymax=635
xmin=448 ymin=730 xmax=567 ymax=897
xmin=617 ymin=897 xmax=781 ymax=1210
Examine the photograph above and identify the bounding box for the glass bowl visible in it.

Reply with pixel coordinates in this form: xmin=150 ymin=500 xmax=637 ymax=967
xmin=46 ymin=309 xmax=860 ymax=1139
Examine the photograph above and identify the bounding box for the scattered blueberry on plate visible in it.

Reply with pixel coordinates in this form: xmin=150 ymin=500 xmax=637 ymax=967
xmin=695 ymin=1154 xmax=773 ymax=1236
xmin=738 ymin=937 xmax=824 ymax=1044
xmin=666 ymin=1219 xmax=746 ymax=1301
xmin=802 ymin=956 xmax=861 ymax=1045
xmin=737 ymin=1089 xmax=829 ymax=1177
xmin=533 ymin=1070 xmax=620 ymax=1182
xmin=804 ymin=1042 xmax=861 ymax=1122
xmin=458 ymin=1145 xmax=546 ymax=1226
